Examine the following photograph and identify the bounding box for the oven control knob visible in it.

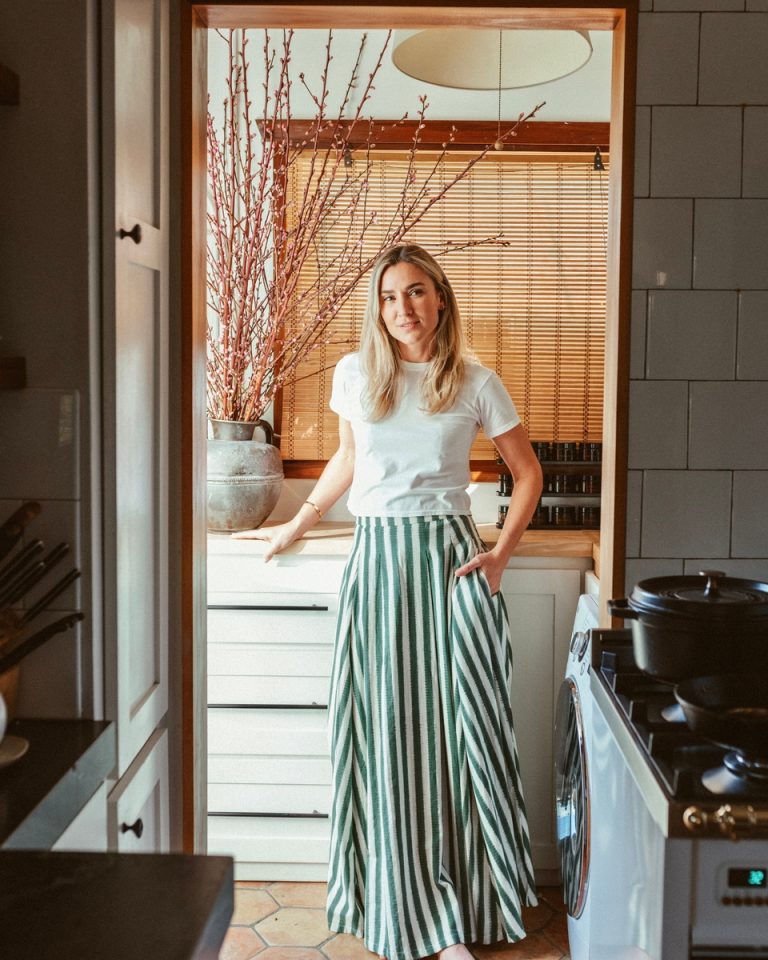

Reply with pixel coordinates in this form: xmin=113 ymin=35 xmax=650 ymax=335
xmin=570 ymin=630 xmax=585 ymax=654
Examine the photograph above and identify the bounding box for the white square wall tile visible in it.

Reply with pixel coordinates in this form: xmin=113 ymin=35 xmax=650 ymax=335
xmin=694 ymin=201 xmax=768 ymax=289
xmin=647 ymin=290 xmax=737 ymax=379
xmin=636 ymin=13 xmax=699 ymax=105
xmin=0 ymin=390 xmax=80 ymax=500
xmin=684 ymin=558 xmax=768 ymax=579
xmin=732 ymin=471 xmax=768 ymax=557
xmin=634 ymin=107 xmax=651 ymax=198
xmin=629 ymin=381 xmax=689 ymax=468
xmin=633 ymin=199 xmax=693 ymax=289
xmin=626 ymin=470 xmax=643 ymax=557
xmin=631 ymin=291 xmax=648 ymax=379
xmin=650 ymin=107 xmax=742 ymax=198
xmin=625 ymin=558 xmax=685 ymax=595
xmin=699 ymin=14 xmax=768 ymax=105
xmin=690 ymin=381 xmax=768 ymax=468
xmin=19 ymin=500 xmax=82 ymax=613
xmin=737 ymin=292 xmax=768 ymax=380
xmin=743 ymin=108 xmax=768 ymax=198
xmin=641 ymin=470 xmax=732 ymax=557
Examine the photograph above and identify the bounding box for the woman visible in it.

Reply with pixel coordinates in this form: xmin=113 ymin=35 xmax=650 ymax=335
xmin=235 ymin=244 xmax=543 ymax=960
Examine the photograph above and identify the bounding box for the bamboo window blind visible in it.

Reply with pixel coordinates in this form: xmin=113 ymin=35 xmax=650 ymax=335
xmin=280 ymin=151 xmax=607 ymax=464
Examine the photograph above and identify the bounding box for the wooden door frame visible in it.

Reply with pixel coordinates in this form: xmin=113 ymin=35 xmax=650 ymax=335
xmin=180 ymin=0 xmax=637 ymax=851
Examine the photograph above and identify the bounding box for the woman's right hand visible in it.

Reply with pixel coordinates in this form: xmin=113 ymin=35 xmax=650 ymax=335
xmin=231 ymin=520 xmax=300 ymax=562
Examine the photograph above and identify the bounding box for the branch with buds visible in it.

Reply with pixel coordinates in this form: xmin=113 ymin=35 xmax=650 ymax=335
xmin=207 ymin=28 xmax=543 ymax=423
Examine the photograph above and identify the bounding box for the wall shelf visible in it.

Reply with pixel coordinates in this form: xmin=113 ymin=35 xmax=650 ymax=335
xmin=0 ymin=63 xmax=20 ymax=104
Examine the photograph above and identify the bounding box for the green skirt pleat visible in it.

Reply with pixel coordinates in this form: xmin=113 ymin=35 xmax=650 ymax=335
xmin=325 ymin=515 xmax=537 ymax=960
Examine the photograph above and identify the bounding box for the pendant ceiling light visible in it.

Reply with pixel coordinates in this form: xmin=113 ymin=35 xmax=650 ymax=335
xmin=391 ymin=28 xmax=593 ymax=90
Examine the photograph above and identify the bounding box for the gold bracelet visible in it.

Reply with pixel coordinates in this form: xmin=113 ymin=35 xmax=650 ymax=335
xmin=304 ymin=499 xmax=323 ymax=520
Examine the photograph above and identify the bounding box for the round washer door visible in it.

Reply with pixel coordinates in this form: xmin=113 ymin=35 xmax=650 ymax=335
xmin=554 ymin=676 xmax=591 ymax=918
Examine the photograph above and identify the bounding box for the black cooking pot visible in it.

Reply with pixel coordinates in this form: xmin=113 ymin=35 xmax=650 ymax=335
xmin=608 ymin=570 xmax=768 ymax=683
xmin=675 ymin=673 xmax=768 ymax=759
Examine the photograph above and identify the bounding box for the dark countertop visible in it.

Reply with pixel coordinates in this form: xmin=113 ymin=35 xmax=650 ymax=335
xmin=0 ymin=849 xmax=234 ymax=959
xmin=0 ymin=718 xmax=115 ymax=849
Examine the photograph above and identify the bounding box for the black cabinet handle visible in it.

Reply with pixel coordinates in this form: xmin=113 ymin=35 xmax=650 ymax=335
xmin=118 ymin=224 xmax=142 ymax=244
xmin=120 ymin=817 xmax=144 ymax=838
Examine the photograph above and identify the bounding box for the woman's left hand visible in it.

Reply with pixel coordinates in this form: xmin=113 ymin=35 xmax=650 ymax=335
xmin=455 ymin=549 xmax=506 ymax=596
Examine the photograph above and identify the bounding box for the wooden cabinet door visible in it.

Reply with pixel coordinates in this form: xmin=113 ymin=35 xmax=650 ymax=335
xmin=102 ymin=0 xmax=170 ymax=777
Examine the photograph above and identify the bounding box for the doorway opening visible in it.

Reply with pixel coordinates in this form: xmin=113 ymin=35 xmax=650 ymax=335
xmin=182 ymin=2 xmax=635 ymax=857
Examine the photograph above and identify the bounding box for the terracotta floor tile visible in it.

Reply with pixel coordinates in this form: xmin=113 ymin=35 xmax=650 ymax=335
xmin=271 ymin=881 xmax=329 ymax=908
xmin=473 ymin=932 xmax=564 ymax=960
xmin=323 ymin=931 xmax=379 ymax=960
xmin=537 ymin=888 xmax=567 ymax=915
xmin=220 ymin=926 xmax=268 ymax=960
xmin=232 ymin=888 xmax=281 ymax=925
xmin=520 ymin=901 xmax=554 ymax=935
xmin=540 ymin=912 xmax=568 ymax=955
xmin=257 ymin=907 xmax=333 ymax=947
xmin=257 ymin=949 xmax=328 ymax=960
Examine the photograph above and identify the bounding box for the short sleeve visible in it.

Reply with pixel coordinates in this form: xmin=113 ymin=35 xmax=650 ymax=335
xmin=329 ymin=354 xmax=354 ymax=420
xmin=476 ymin=370 xmax=521 ymax=439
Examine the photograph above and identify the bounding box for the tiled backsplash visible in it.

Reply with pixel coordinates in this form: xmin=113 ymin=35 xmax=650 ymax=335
xmin=0 ymin=389 xmax=83 ymax=717
xmin=627 ymin=5 xmax=768 ymax=592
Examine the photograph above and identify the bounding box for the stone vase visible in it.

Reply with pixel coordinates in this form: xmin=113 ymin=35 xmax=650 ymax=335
xmin=206 ymin=418 xmax=284 ymax=532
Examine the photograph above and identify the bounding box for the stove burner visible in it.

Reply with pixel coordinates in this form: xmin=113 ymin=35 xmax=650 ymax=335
xmin=661 ymin=703 xmax=686 ymax=724
xmin=595 ymin=631 xmax=768 ymax=804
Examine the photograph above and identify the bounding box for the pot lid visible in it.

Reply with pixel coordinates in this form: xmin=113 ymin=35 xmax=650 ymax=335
xmin=630 ymin=570 xmax=768 ymax=619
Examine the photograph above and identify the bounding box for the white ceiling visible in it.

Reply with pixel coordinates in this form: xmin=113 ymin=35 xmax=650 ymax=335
xmin=208 ymin=28 xmax=612 ymax=124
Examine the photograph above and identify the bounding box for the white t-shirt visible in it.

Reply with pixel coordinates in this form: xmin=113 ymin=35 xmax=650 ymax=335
xmin=329 ymin=352 xmax=521 ymax=516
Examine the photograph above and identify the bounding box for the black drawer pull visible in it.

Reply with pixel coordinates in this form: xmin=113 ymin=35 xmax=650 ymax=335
xmin=118 ymin=223 xmax=142 ymax=244
xmin=120 ymin=817 xmax=144 ymax=838
xmin=208 ymin=603 xmax=329 ymax=612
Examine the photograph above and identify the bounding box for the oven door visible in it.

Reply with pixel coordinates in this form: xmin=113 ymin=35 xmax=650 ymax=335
xmin=555 ymin=677 xmax=591 ymax=918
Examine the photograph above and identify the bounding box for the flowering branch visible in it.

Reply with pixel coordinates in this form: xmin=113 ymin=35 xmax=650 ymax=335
xmin=207 ymin=28 xmax=543 ymax=422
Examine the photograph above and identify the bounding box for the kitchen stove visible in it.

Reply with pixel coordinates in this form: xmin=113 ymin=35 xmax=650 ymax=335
xmin=558 ymin=614 xmax=768 ymax=959
xmin=595 ymin=630 xmax=768 ymax=825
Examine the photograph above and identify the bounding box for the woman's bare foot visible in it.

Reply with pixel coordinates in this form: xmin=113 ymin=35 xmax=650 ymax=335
xmin=438 ymin=944 xmax=474 ymax=960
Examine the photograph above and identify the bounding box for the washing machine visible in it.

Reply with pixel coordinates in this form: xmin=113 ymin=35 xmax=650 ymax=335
xmin=554 ymin=592 xmax=598 ymax=960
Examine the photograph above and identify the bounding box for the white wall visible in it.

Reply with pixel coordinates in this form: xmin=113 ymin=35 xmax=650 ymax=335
xmin=626 ymin=2 xmax=768 ymax=589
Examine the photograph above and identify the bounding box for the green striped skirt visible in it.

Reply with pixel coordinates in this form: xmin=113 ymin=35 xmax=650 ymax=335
xmin=325 ymin=515 xmax=537 ymax=960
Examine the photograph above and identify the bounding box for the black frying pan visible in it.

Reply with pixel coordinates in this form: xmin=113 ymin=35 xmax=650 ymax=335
xmin=675 ymin=674 xmax=768 ymax=759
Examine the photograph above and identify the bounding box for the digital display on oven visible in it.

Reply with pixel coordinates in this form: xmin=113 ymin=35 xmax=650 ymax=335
xmin=728 ymin=868 xmax=767 ymax=889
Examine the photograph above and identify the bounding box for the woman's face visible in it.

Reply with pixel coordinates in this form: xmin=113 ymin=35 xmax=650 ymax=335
xmin=378 ymin=261 xmax=444 ymax=363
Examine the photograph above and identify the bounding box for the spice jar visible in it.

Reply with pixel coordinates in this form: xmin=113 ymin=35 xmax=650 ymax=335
xmin=530 ymin=503 xmax=551 ymax=527
xmin=532 ymin=441 xmax=551 ymax=461
xmin=497 ymin=474 xmax=512 ymax=497
xmin=552 ymin=505 xmax=578 ymax=527
xmin=496 ymin=504 xmax=508 ymax=528
xmin=581 ymin=474 xmax=601 ymax=494
xmin=581 ymin=506 xmax=601 ymax=529
xmin=584 ymin=442 xmax=602 ymax=462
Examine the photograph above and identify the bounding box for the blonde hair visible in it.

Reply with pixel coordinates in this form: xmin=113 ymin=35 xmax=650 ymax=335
xmin=359 ymin=244 xmax=465 ymax=420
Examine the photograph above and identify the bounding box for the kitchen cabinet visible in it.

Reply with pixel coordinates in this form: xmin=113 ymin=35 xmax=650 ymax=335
xmin=53 ymin=783 xmax=108 ymax=852
xmin=99 ymin=0 xmax=172 ymax=851
xmin=206 ymin=532 xmax=585 ymax=882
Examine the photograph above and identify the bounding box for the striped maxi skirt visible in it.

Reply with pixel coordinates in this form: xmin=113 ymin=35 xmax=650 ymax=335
xmin=325 ymin=514 xmax=538 ymax=960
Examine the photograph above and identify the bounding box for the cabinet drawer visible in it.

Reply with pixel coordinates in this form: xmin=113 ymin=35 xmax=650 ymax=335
xmin=208 ymin=707 xmax=329 ymax=757
xmin=208 ymin=601 xmax=338 ymax=645
xmin=108 ymin=727 xmax=169 ymax=853
xmin=208 ymin=642 xmax=333 ymax=705
xmin=207 ymin=814 xmax=330 ymax=881
xmin=209 ymin=754 xmax=331 ymax=814
xmin=208 ymin=556 xmax=345 ymax=598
